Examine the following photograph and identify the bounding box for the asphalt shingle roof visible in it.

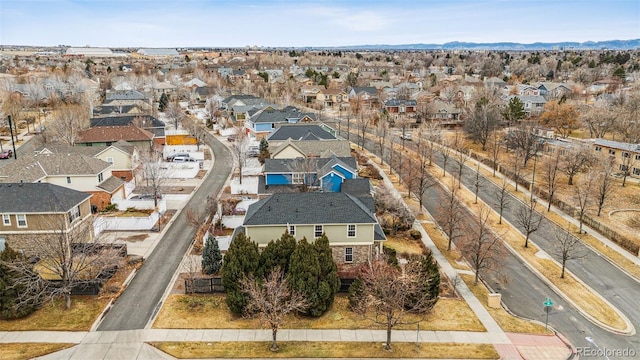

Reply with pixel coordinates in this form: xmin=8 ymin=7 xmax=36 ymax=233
xmin=0 ymin=153 xmax=111 ymax=182
xmin=77 ymin=125 xmax=155 ymax=143
xmin=271 ymin=139 xmax=352 ymax=158
xmin=264 ymin=157 xmax=356 ymax=173
xmin=243 ymin=192 xmax=377 ymax=226
xmin=0 ymin=183 xmax=91 ymax=213
xmin=267 ymin=125 xmax=336 ymax=141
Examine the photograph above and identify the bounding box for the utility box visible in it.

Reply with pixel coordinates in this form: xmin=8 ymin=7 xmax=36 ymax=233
xmin=487 ymin=293 xmax=502 ymax=309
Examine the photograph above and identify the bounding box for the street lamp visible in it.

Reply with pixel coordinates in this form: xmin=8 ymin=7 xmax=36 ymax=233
xmin=543 ymin=297 xmax=554 ymax=330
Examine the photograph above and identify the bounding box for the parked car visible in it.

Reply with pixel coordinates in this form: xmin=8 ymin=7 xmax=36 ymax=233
xmin=166 ymin=153 xmax=190 ymax=162
xmin=173 ymin=156 xmax=199 ymax=163
xmin=246 ymin=147 xmax=259 ymax=157
xmin=400 ymin=133 xmax=413 ymax=141
xmin=227 ymin=135 xmax=236 ymax=142
xmin=0 ymin=150 xmax=13 ymax=159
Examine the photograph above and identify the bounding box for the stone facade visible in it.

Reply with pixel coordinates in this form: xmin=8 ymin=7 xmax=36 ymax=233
xmin=330 ymin=244 xmax=374 ymax=266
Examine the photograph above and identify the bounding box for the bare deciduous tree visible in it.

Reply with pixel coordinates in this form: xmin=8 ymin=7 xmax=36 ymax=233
xmin=48 ymin=103 xmax=90 ymax=145
xmin=551 ymin=225 xmax=585 ymax=278
xmin=561 ymin=144 xmax=593 ymax=186
xmin=453 ymin=136 xmax=470 ymax=189
xmin=230 ymin=127 xmax=250 ymax=185
xmin=375 ymin=117 xmax=388 ymax=163
xmin=515 ymin=198 xmax=543 ymax=248
xmin=494 ymin=178 xmax=510 ymax=224
xmin=241 ymin=267 xmax=309 ymax=352
xmin=140 ymin=150 xmax=169 ymax=207
xmin=165 ymin=101 xmax=184 ymax=129
xmin=574 ymin=172 xmax=595 ymax=233
xmin=541 ymin=151 xmax=562 ymax=211
xmin=487 ymin=130 xmax=502 ymax=177
xmin=461 ymin=206 xmax=503 ymax=285
xmin=594 ymin=156 xmax=616 ymax=217
xmin=351 ymin=258 xmax=437 ymax=350
xmin=437 ymin=186 xmax=464 ymax=251
xmin=505 ymin=123 xmax=543 ymax=166
xmin=439 ymin=140 xmax=452 ymax=177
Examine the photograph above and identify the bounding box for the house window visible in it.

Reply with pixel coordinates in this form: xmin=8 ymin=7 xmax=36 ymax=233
xmin=633 ymin=168 xmax=640 ymax=176
xmin=635 ymin=154 xmax=640 ymax=161
xmin=66 ymin=176 xmax=71 ymax=184
xmin=347 ymin=224 xmax=356 ymax=237
xmin=16 ymin=214 xmax=27 ymax=228
xmin=69 ymin=206 xmax=80 ymax=223
xmin=98 ymin=173 xmax=104 ymax=182
xmin=622 ymin=152 xmax=630 ymax=158
xmin=106 ymin=157 xmax=114 ymax=164
xmin=619 ymin=164 xmax=629 ymax=172
xmin=292 ymin=173 xmax=304 ymax=184
xmin=595 ymin=146 xmax=602 ymax=152
xmin=288 ymin=225 xmax=296 ymax=236
xmin=2 ymin=214 xmax=10 ymax=226
xmin=314 ymin=225 xmax=323 ymax=238
xmin=271 ymin=123 xmax=275 ymax=129
xmin=609 ymin=149 xmax=616 ymax=155
xmin=345 ymin=247 xmax=353 ymax=263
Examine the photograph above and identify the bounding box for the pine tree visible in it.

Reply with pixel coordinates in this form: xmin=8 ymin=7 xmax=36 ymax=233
xmin=257 ymin=232 xmax=297 ymax=278
xmin=288 ymin=237 xmax=321 ymax=316
xmin=221 ymin=233 xmax=260 ymax=314
xmin=202 ymin=235 xmax=222 ymax=275
xmin=158 ymin=92 xmax=169 ymax=112
xmin=404 ymin=253 xmax=440 ymax=312
xmin=0 ymin=245 xmax=42 ymax=319
xmin=258 ymin=138 xmax=270 ymax=164
xmin=312 ymin=234 xmax=340 ymax=316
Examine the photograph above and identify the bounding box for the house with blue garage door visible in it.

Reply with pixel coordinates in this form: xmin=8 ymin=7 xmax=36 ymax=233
xmin=262 ymin=155 xmax=357 ymax=193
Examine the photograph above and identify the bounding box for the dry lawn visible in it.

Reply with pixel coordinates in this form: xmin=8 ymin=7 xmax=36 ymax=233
xmin=385 ymin=234 xmax=426 ymax=256
xmin=0 ymin=343 xmax=74 ymax=360
xmin=152 ymin=341 xmax=499 ymax=359
xmin=0 ymin=296 xmax=110 ymax=331
xmin=154 ymin=294 xmax=485 ymax=332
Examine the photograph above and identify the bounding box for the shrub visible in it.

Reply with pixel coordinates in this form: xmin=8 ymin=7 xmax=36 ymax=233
xmin=409 ymin=229 xmax=422 ymax=240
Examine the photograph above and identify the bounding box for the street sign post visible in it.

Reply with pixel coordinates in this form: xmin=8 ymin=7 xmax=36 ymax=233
xmin=543 ymin=297 xmax=554 ymax=329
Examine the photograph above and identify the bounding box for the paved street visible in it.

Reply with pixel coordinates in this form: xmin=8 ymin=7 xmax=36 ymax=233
xmin=97 ymin=132 xmax=232 ymax=331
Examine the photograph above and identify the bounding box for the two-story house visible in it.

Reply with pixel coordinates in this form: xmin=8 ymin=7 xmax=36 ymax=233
xmin=0 ymin=183 xmax=93 ymax=255
xmin=505 ymin=95 xmax=547 ymax=117
xmin=0 ymin=153 xmax=125 ymax=211
xmin=263 ymin=156 xmax=358 ymax=192
xmin=36 ymin=140 xmax=140 ymax=182
xmin=242 ymin=192 xmax=386 ymax=266
xmin=89 ymin=115 xmax=166 ymax=147
xmin=270 ymin=139 xmax=352 ymax=159
xmin=593 ymin=139 xmax=640 ymax=178
xmin=245 ymin=106 xmax=316 ymax=139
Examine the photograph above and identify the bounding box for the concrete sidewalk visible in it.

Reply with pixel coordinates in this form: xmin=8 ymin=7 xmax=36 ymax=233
xmin=0 ymin=329 xmax=571 ymax=360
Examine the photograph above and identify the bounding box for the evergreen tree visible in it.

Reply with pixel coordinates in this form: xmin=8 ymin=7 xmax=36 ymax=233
xmin=502 ymin=97 xmax=525 ymax=124
xmin=221 ymin=233 xmax=260 ymax=314
xmin=202 ymin=235 xmax=222 ymax=275
xmin=312 ymin=234 xmax=340 ymax=316
xmin=347 ymin=276 xmax=365 ymax=311
xmin=404 ymin=253 xmax=440 ymax=312
xmin=258 ymin=138 xmax=270 ymax=164
xmin=257 ymin=232 xmax=297 ymax=278
xmin=0 ymin=245 xmax=42 ymax=319
xmin=288 ymin=237 xmax=321 ymax=316
xmin=158 ymin=92 xmax=169 ymax=112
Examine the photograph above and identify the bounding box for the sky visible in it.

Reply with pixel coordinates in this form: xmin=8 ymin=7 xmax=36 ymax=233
xmin=0 ymin=0 xmax=639 ymax=48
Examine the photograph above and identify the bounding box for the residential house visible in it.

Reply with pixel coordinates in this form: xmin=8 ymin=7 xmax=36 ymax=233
xmin=143 ymin=81 xmax=177 ymax=101
xmin=221 ymin=94 xmax=272 ymax=123
xmin=384 ymin=99 xmax=417 ymax=117
xmin=270 ymin=139 xmax=352 ymax=159
xmin=348 ymin=87 xmax=379 ymax=108
xmin=535 ymin=82 xmax=573 ymax=100
xmin=245 ymin=106 xmax=316 ymax=139
xmin=93 ymin=104 xmax=148 ymax=117
xmin=430 ymin=99 xmax=462 ymax=125
xmin=0 ymin=153 xmax=124 ymax=211
xmin=0 ymin=183 xmax=93 ymax=255
xmin=89 ymin=115 xmax=166 ymax=147
xmin=76 ymin=125 xmax=155 ymax=151
xmin=316 ymin=88 xmax=348 ymax=108
xmin=593 ymin=139 xmax=640 ymax=178
xmin=263 ymin=156 xmax=357 ymax=192
xmin=267 ymin=124 xmax=337 ymax=143
xmin=36 ymin=140 xmax=140 ymax=182
xmin=506 ymin=95 xmax=547 ymax=117
xmin=242 ymin=192 xmax=386 ymax=266
xmin=103 ymin=89 xmax=152 ymax=111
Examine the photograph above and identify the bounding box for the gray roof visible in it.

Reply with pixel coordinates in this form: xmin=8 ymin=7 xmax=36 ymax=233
xmin=248 ymin=106 xmax=315 ymax=124
xmin=341 ymin=178 xmax=375 ymax=213
xmin=0 ymin=153 xmax=111 ymax=183
xmin=0 ymin=183 xmax=91 ymax=213
xmin=37 ymin=140 xmax=136 ymax=157
xmin=271 ymin=139 xmax=352 ymax=158
xmin=267 ymin=124 xmax=336 ymax=141
xmin=350 ymin=87 xmax=378 ymax=96
xmin=97 ymin=175 xmax=125 ymax=193
xmin=244 ymin=192 xmax=378 ymax=226
xmin=594 ymin=138 xmax=640 ymax=151
xmin=317 ymin=157 xmax=357 ymax=178
xmin=105 ymin=90 xmax=147 ymax=101
xmin=264 ymin=156 xmax=356 ymax=173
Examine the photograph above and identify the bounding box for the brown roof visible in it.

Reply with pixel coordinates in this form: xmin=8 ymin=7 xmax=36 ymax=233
xmin=77 ymin=125 xmax=154 ymax=143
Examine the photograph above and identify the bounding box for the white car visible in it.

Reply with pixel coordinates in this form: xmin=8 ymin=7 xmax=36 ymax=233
xmin=400 ymin=133 xmax=413 ymax=141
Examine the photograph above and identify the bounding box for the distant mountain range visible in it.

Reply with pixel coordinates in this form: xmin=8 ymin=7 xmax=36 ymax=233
xmin=315 ymin=39 xmax=640 ymax=51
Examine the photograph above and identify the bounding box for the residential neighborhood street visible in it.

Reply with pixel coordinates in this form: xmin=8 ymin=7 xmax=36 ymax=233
xmin=96 ymin=132 xmax=232 ymax=331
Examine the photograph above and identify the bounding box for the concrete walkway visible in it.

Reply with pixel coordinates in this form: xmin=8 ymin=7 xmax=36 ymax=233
xmin=0 ymin=329 xmax=571 ymax=360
